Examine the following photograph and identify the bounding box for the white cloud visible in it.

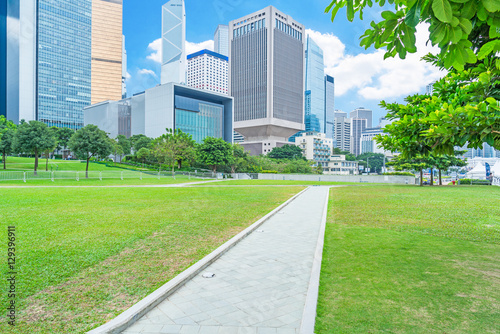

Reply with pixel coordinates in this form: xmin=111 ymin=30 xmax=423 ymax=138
xmin=146 ymin=38 xmax=214 ymax=64
xmin=138 ymin=68 xmax=157 ymax=78
xmin=146 ymin=38 xmax=162 ymax=63
xmin=125 ymin=71 xmax=132 ymax=80
xmin=307 ymin=24 xmax=445 ymax=100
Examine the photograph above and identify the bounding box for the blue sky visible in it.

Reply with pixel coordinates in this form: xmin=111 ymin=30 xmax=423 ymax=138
xmin=123 ymin=0 xmax=444 ymax=126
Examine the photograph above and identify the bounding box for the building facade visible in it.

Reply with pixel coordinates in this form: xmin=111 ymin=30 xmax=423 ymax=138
xmin=304 ymin=36 xmax=325 ymax=134
xmin=324 ymin=155 xmax=359 ymax=175
xmin=0 ymin=1 xmax=7 ymax=118
xmin=84 ymin=83 xmax=233 ymax=143
xmin=324 ymin=75 xmax=335 ymax=139
xmin=350 ymin=118 xmax=367 ymax=156
xmin=350 ymin=107 xmax=372 ymax=128
xmin=214 ymin=24 xmax=229 ymax=57
xmin=161 ymin=0 xmax=186 ymax=85
xmin=91 ymin=0 xmax=123 ymax=105
xmin=295 ymin=132 xmax=333 ymax=167
xmin=334 ymin=112 xmax=350 ymax=152
xmin=122 ymin=35 xmax=127 ymax=98
xmin=2 ymin=0 xmax=123 ymax=130
xmin=187 ymin=49 xmax=228 ymax=95
xmin=229 ymin=6 xmax=305 ymax=155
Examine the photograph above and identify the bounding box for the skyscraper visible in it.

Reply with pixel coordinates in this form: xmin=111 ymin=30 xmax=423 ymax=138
xmin=91 ymin=0 xmax=124 ymax=105
xmin=350 ymin=107 xmax=372 ymax=128
xmin=335 ymin=112 xmax=350 ymax=152
xmin=0 ymin=1 xmax=7 ymax=118
xmin=122 ymin=35 xmax=127 ymax=99
xmin=304 ymin=36 xmax=325 ymax=134
xmin=350 ymin=118 xmax=367 ymax=156
xmin=161 ymin=0 xmax=186 ymax=85
xmin=229 ymin=6 xmax=305 ymax=155
xmin=214 ymin=24 xmax=229 ymax=57
xmin=187 ymin=49 xmax=228 ymax=95
xmin=325 ymin=75 xmax=335 ymax=139
xmin=2 ymin=0 xmax=123 ymax=129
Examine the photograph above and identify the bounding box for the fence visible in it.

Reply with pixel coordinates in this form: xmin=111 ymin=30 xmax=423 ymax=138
xmin=0 ymin=170 xmax=216 ymax=183
xmin=493 ymin=176 xmax=500 ymax=187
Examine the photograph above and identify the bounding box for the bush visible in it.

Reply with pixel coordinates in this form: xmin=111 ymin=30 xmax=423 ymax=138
xmin=459 ymin=179 xmax=491 ymax=185
xmin=261 ymin=170 xmax=278 ymax=174
xmin=384 ymin=172 xmax=415 ymax=176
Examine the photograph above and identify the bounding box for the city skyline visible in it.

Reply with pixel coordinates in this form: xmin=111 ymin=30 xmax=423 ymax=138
xmin=123 ymin=0 xmax=444 ymax=126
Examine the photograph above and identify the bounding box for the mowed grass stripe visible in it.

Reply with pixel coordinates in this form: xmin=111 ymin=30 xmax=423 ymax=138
xmin=0 ymin=186 xmax=303 ymax=333
xmin=316 ymin=186 xmax=500 ymax=333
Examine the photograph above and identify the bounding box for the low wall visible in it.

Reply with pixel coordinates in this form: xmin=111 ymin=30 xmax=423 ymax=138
xmin=257 ymin=173 xmax=416 ymax=184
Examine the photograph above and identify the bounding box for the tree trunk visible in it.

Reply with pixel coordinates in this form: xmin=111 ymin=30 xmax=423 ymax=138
xmin=172 ymin=164 xmax=175 ymax=177
xmin=3 ymin=151 xmax=6 ymax=170
xmin=430 ymin=168 xmax=434 ymax=186
xmin=420 ymin=168 xmax=423 ymax=186
xmin=212 ymin=165 xmax=217 ymax=174
xmin=45 ymin=150 xmax=49 ymax=171
xmin=86 ymin=157 xmax=90 ymax=179
xmin=439 ymin=169 xmax=442 ymax=186
xmin=34 ymin=149 xmax=38 ymax=175
xmin=177 ymin=159 xmax=182 ymax=169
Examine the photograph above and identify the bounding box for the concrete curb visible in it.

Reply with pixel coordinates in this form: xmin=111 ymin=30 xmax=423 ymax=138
xmin=87 ymin=187 xmax=311 ymax=334
xmin=300 ymin=186 xmax=330 ymax=334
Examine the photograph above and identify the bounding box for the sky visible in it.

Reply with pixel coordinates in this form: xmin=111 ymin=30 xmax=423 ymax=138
xmin=123 ymin=0 xmax=445 ymax=126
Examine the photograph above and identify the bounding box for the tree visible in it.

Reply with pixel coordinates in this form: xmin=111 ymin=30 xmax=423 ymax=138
xmin=56 ymin=127 xmax=74 ymax=156
xmin=110 ymin=138 xmax=124 ymax=163
xmin=151 ymin=129 xmax=196 ymax=174
xmin=357 ymin=153 xmax=385 ymax=173
xmin=0 ymin=128 xmax=15 ymax=170
xmin=68 ymin=125 xmax=113 ymax=178
xmin=116 ymin=135 xmax=131 ymax=157
xmin=0 ymin=116 xmax=17 ymax=170
xmin=13 ymin=121 xmax=57 ymax=175
xmin=333 ymin=147 xmax=356 ymax=161
xmin=268 ymin=144 xmax=305 ymax=160
xmin=325 ymin=0 xmax=500 ymax=71
xmin=387 ymin=154 xmax=433 ymax=186
xmin=133 ymin=136 xmax=152 ymax=152
xmin=197 ymin=137 xmax=232 ymax=173
xmin=434 ymin=152 xmax=467 ymax=185
xmin=230 ymin=144 xmax=248 ymax=173
xmin=136 ymin=147 xmax=150 ymax=165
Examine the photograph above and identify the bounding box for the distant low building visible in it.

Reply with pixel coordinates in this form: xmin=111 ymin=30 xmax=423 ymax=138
xmin=295 ymin=132 xmax=333 ymax=167
xmin=84 ymin=83 xmax=233 ymax=143
xmin=324 ymin=155 xmax=359 ymax=175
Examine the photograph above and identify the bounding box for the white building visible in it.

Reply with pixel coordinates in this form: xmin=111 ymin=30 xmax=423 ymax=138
xmin=324 ymin=155 xmax=359 ymax=175
xmin=350 ymin=118 xmax=367 ymax=156
xmin=161 ymin=0 xmax=186 ymax=85
xmin=334 ymin=112 xmax=350 ymax=152
xmin=229 ymin=6 xmax=305 ymax=156
xmin=295 ymin=132 xmax=333 ymax=167
xmin=214 ymin=24 xmax=229 ymax=57
xmin=187 ymin=50 xmax=228 ymax=95
xmin=350 ymin=107 xmax=372 ymax=128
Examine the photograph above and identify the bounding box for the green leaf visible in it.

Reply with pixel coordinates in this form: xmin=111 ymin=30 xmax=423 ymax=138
xmin=450 ymin=26 xmax=463 ymax=43
xmin=451 ymin=16 xmax=459 ymax=27
xmin=405 ymin=3 xmax=421 ymax=27
xmin=347 ymin=1 xmax=355 ymax=21
xmin=482 ymin=0 xmax=500 ymax=12
xmin=380 ymin=20 xmax=398 ymax=42
xmin=489 ymin=25 xmax=500 ymax=38
xmin=478 ymin=40 xmax=500 ymax=59
xmin=381 ymin=10 xmax=399 ymax=20
xmin=449 ymin=0 xmax=469 ymax=3
xmin=329 ymin=4 xmax=342 ymax=22
xmin=466 ymin=48 xmax=477 ymax=63
xmin=458 ymin=18 xmax=473 ymax=34
xmin=325 ymin=1 xmax=335 ymax=13
xmin=432 ymin=0 xmax=453 ymax=23
xmin=486 ymin=97 xmax=497 ymax=104
xmin=429 ymin=22 xmax=447 ymax=44
xmin=460 ymin=1 xmax=477 ymax=19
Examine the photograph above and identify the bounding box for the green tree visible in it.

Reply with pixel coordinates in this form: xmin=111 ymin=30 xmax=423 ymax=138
xmin=136 ymin=147 xmax=150 ymax=165
xmin=56 ymin=127 xmax=74 ymax=155
xmin=357 ymin=153 xmax=385 ymax=173
xmin=151 ymin=129 xmax=196 ymax=174
xmin=13 ymin=121 xmax=57 ymax=175
xmin=387 ymin=154 xmax=433 ymax=186
xmin=116 ymin=135 xmax=132 ymax=156
xmin=133 ymin=136 xmax=152 ymax=152
xmin=434 ymin=152 xmax=467 ymax=185
xmin=110 ymin=138 xmax=124 ymax=163
xmin=326 ymin=0 xmax=500 ymax=71
xmin=268 ymin=144 xmax=305 ymax=160
xmin=0 ymin=128 xmax=15 ymax=170
xmin=229 ymin=143 xmax=249 ymax=173
xmin=197 ymin=137 xmax=232 ymax=173
xmin=68 ymin=125 xmax=113 ymax=178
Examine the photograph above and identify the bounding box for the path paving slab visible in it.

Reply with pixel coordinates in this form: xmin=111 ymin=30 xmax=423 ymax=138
xmin=121 ymin=186 xmax=330 ymax=334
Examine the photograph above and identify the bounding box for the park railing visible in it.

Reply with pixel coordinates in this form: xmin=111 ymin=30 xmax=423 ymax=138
xmin=0 ymin=170 xmax=216 ymax=183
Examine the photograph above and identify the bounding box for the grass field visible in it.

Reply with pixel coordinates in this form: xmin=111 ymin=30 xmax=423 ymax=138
xmin=198 ymin=179 xmax=365 ymax=186
xmin=316 ymin=186 xmax=500 ymax=333
xmin=0 ymin=186 xmax=303 ymax=333
xmin=0 ymin=156 xmax=114 ymax=171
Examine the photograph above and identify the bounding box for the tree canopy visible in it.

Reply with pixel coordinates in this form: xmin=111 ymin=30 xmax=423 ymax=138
xmin=13 ymin=121 xmax=57 ymax=173
xmin=268 ymin=144 xmax=305 ymax=160
xmin=197 ymin=137 xmax=233 ymax=173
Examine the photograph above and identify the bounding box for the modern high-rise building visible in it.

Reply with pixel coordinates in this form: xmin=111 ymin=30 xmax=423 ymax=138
xmin=350 ymin=118 xmax=367 ymax=156
xmin=122 ymin=35 xmax=127 ymax=99
xmin=229 ymin=6 xmax=305 ymax=155
xmin=161 ymin=0 xmax=186 ymax=85
xmin=214 ymin=24 xmax=229 ymax=57
xmin=325 ymin=75 xmax=335 ymax=139
xmin=335 ymin=112 xmax=350 ymax=152
xmin=187 ymin=49 xmax=228 ymax=95
xmin=350 ymin=107 xmax=372 ymax=128
xmin=0 ymin=1 xmax=7 ymax=118
xmin=91 ymin=0 xmax=124 ymax=105
xmin=2 ymin=0 xmax=123 ymax=130
xmin=304 ymin=36 xmax=325 ymax=134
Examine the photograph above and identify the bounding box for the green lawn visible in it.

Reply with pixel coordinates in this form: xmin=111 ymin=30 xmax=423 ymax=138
xmin=0 ymin=186 xmax=303 ymax=333
xmin=0 ymin=156 xmax=114 ymax=171
xmin=317 ymin=186 xmax=500 ymax=333
xmin=198 ymin=179 xmax=364 ymax=186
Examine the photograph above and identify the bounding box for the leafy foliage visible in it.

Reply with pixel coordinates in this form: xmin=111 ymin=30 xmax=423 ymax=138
xmin=13 ymin=121 xmax=57 ymax=173
xmin=197 ymin=137 xmax=233 ymax=173
xmin=268 ymin=144 xmax=306 ymax=160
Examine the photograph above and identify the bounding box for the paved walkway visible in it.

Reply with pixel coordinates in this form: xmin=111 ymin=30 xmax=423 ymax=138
xmin=122 ymin=186 xmax=330 ymax=334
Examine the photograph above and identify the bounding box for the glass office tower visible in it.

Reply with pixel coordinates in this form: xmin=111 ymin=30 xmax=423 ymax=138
xmin=304 ymin=36 xmax=325 ymax=134
xmin=325 ymin=75 xmax=335 ymax=139
xmin=37 ymin=0 xmax=92 ymax=129
xmin=0 ymin=1 xmax=8 ymax=118
xmin=214 ymin=24 xmax=229 ymax=57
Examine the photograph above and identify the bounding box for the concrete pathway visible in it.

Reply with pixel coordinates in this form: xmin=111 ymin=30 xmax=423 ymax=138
xmin=122 ymin=186 xmax=330 ymax=334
